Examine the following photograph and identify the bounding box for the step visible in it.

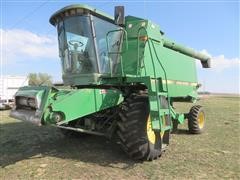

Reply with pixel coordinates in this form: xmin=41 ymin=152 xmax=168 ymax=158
xmin=152 ymin=126 xmax=172 ymax=132
xmin=162 ymin=125 xmax=171 ymax=131
xmin=149 ymin=91 xmax=168 ymax=97
xmin=149 ymin=114 xmax=172 ymax=131
xmin=150 ymin=101 xmax=170 ymax=112
xmin=150 ymin=109 xmax=170 ymax=115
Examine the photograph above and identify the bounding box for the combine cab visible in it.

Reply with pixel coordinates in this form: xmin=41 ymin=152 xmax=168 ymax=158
xmin=10 ymin=4 xmax=210 ymax=160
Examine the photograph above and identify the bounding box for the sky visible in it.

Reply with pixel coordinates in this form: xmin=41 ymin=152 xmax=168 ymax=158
xmin=0 ymin=0 xmax=239 ymax=93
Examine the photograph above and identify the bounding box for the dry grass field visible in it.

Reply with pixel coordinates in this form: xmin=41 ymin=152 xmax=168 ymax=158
xmin=0 ymin=95 xmax=239 ymax=179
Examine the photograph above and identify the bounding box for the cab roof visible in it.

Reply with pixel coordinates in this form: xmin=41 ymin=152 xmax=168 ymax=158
xmin=49 ymin=4 xmax=114 ymax=26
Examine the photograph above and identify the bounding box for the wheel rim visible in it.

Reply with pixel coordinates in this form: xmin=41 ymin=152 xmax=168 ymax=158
xmin=147 ymin=116 xmax=155 ymax=144
xmin=160 ymin=131 xmax=164 ymax=139
xmin=147 ymin=116 xmax=165 ymax=144
xmin=197 ymin=111 xmax=205 ymax=129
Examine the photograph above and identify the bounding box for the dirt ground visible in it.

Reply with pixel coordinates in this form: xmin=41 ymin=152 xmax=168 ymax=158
xmin=0 ymin=96 xmax=239 ymax=179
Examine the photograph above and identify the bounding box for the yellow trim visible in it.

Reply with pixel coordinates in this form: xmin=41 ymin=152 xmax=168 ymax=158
xmin=147 ymin=116 xmax=165 ymax=144
xmin=160 ymin=131 xmax=164 ymax=139
xmin=147 ymin=116 xmax=156 ymax=144
xmin=139 ymin=35 xmax=148 ymax=42
xmin=161 ymin=79 xmax=198 ymax=86
xmin=197 ymin=111 xmax=205 ymax=129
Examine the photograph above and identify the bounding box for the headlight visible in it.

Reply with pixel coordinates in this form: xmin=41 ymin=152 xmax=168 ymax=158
xmin=16 ymin=96 xmax=37 ymax=109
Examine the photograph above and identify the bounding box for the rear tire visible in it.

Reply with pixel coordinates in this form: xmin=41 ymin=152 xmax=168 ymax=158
xmin=188 ymin=105 xmax=205 ymax=134
xmin=117 ymin=93 xmax=167 ymax=160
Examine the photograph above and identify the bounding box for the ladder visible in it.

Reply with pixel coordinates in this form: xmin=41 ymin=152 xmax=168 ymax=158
xmin=137 ymin=27 xmax=171 ymax=132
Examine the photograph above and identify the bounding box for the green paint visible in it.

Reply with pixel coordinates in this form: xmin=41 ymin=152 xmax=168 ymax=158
xmin=11 ymin=4 xmax=210 ymax=133
xmin=43 ymin=88 xmax=122 ymax=124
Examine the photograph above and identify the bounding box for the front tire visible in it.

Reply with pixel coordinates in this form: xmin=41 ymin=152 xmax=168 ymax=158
xmin=117 ymin=93 xmax=167 ymax=160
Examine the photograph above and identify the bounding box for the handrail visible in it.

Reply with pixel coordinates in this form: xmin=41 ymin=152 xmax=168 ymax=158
xmin=146 ymin=38 xmax=162 ymax=130
xmin=136 ymin=26 xmax=172 ymax=130
xmin=106 ymin=28 xmax=128 ymax=77
xmin=106 ymin=28 xmax=128 ymax=54
xmin=150 ymin=39 xmax=171 ymax=120
xmin=136 ymin=26 xmax=162 ymax=129
xmin=137 ymin=26 xmax=148 ymax=76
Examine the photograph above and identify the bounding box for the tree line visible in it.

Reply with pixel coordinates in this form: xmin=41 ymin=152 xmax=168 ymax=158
xmin=28 ymin=73 xmax=52 ymax=86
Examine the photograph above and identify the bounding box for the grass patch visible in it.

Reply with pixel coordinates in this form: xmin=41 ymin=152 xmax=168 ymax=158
xmin=0 ymin=96 xmax=239 ymax=179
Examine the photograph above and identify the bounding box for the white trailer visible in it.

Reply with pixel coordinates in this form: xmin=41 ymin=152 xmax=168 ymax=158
xmin=0 ymin=75 xmax=28 ymax=109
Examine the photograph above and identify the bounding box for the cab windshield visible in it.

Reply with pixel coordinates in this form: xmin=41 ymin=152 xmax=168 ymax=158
xmin=57 ymin=15 xmax=122 ymax=75
xmin=58 ymin=15 xmax=97 ymax=74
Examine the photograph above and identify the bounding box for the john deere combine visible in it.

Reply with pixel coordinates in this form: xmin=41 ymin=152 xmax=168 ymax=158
xmin=10 ymin=4 xmax=210 ymax=160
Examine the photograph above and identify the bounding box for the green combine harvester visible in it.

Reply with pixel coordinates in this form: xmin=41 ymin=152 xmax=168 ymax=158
xmin=10 ymin=4 xmax=211 ymax=160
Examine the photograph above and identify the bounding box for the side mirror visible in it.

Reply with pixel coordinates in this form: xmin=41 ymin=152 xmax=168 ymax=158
xmin=114 ymin=6 xmax=125 ymax=25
